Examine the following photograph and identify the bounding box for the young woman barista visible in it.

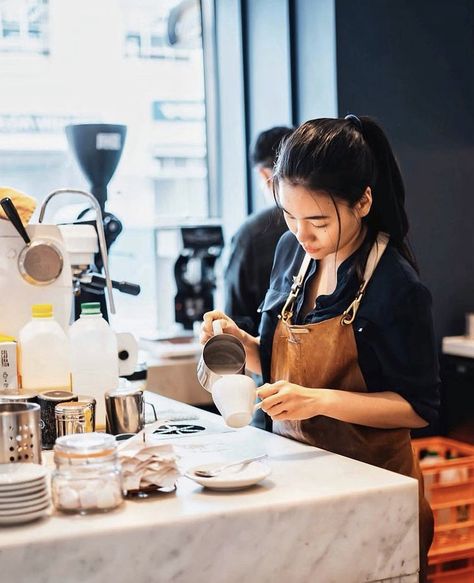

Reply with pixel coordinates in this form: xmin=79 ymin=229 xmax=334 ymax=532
xmin=200 ymin=115 xmax=440 ymax=581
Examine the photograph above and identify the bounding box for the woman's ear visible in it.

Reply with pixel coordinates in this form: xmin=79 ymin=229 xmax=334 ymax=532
xmin=356 ymin=187 xmax=372 ymax=218
xmin=258 ymin=166 xmax=273 ymax=184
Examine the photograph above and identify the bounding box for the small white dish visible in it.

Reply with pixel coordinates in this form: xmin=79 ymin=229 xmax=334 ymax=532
xmin=0 ymin=506 xmax=50 ymax=525
xmin=0 ymin=488 xmax=48 ymax=503
xmin=185 ymin=460 xmax=271 ymax=490
xmin=0 ymin=480 xmax=47 ymax=495
xmin=0 ymin=464 xmax=48 ymax=486
xmin=0 ymin=493 xmax=50 ymax=511
xmin=0 ymin=500 xmax=50 ymax=517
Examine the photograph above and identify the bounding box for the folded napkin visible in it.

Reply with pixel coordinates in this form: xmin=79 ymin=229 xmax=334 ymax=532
xmin=118 ymin=441 xmax=181 ymax=493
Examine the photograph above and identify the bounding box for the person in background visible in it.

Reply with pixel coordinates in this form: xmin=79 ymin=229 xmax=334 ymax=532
xmin=202 ymin=115 xmax=440 ymax=582
xmin=224 ymin=126 xmax=294 ymax=336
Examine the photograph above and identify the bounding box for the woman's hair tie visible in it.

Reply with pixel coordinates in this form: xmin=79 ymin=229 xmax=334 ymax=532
xmin=344 ymin=113 xmax=363 ymax=132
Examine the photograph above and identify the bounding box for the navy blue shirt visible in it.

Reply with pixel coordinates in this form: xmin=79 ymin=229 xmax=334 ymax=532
xmin=258 ymin=231 xmax=440 ymax=425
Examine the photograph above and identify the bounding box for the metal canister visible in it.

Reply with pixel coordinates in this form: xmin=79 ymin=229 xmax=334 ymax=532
xmin=55 ymin=398 xmax=96 ymax=438
xmin=37 ymin=391 xmax=78 ymax=449
xmin=0 ymin=390 xmax=38 ymax=404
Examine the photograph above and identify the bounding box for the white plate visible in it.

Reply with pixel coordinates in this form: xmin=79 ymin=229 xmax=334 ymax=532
xmin=0 ymin=480 xmax=47 ymax=495
xmin=0 ymin=493 xmax=50 ymax=510
xmin=0 ymin=506 xmax=50 ymax=525
xmin=185 ymin=461 xmax=271 ymax=491
xmin=0 ymin=500 xmax=50 ymax=516
xmin=0 ymin=464 xmax=48 ymax=486
xmin=0 ymin=488 xmax=48 ymax=503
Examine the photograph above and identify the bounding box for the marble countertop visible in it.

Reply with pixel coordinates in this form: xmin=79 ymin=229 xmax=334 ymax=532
xmin=0 ymin=394 xmax=419 ymax=583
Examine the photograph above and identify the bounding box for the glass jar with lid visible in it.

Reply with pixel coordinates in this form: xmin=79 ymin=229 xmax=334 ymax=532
xmin=51 ymin=432 xmax=123 ymax=514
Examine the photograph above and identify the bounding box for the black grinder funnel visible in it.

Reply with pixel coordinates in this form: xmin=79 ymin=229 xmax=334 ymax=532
xmin=65 ymin=123 xmax=127 ymax=211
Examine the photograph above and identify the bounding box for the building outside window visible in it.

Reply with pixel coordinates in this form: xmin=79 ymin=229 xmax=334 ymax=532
xmin=0 ymin=0 xmax=49 ymax=55
xmin=0 ymin=0 xmax=211 ymax=335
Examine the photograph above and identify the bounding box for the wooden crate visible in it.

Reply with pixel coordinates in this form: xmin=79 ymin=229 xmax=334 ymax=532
xmin=427 ymin=548 xmax=474 ymax=582
xmin=413 ymin=437 xmax=474 ymax=556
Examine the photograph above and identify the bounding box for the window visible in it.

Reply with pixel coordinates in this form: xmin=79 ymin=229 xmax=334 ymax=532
xmin=0 ymin=0 xmax=210 ymax=335
xmin=0 ymin=0 xmax=49 ymax=55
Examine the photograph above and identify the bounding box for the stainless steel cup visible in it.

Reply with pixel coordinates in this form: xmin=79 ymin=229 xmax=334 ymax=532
xmin=105 ymin=387 xmax=157 ymax=435
xmin=197 ymin=320 xmax=246 ymax=393
xmin=0 ymin=402 xmax=42 ymax=463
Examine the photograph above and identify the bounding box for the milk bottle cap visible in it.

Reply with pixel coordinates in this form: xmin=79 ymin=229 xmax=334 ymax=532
xmin=32 ymin=303 xmax=53 ymax=318
xmin=81 ymin=302 xmax=101 ymax=315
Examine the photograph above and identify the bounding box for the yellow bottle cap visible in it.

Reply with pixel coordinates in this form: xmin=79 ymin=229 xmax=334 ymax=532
xmin=0 ymin=334 xmax=15 ymax=342
xmin=32 ymin=304 xmax=53 ymax=318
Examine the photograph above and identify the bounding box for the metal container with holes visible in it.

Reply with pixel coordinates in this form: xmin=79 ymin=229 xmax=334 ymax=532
xmin=0 ymin=402 xmax=42 ymax=464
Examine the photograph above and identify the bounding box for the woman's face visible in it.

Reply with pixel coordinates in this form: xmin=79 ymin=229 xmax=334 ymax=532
xmin=278 ymin=181 xmax=371 ymax=261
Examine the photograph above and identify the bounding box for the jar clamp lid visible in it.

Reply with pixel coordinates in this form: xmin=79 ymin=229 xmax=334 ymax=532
xmin=54 ymin=432 xmax=117 ymax=459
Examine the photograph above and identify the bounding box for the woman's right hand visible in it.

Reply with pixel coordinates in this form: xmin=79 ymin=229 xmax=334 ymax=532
xmin=200 ymin=310 xmax=246 ymax=345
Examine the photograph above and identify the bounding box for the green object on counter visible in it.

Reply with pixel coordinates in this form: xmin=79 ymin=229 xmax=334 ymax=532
xmin=81 ymin=302 xmax=101 ymax=315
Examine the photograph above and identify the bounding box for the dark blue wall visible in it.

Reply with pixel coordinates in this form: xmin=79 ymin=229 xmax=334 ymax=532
xmin=214 ymin=0 xmax=474 ymax=340
xmin=336 ymin=0 xmax=474 ymax=339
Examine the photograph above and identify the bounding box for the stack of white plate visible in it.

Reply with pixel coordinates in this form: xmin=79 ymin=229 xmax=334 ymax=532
xmin=0 ymin=464 xmax=50 ymax=525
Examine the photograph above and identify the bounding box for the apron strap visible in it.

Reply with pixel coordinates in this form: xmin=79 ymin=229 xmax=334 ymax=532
xmin=279 ymin=253 xmax=312 ymax=323
xmin=279 ymin=232 xmax=390 ymax=325
xmin=341 ymin=232 xmax=389 ymax=325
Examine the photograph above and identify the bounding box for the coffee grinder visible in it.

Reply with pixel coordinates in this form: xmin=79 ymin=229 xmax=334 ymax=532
xmin=65 ymin=123 xmax=139 ymax=320
xmin=174 ymin=225 xmax=224 ymax=330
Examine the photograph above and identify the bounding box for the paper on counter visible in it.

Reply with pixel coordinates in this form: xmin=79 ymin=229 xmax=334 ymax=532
xmin=119 ymin=442 xmax=181 ymax=493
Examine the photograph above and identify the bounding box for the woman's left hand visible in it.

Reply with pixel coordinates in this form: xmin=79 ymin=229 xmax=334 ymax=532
xmin=256 ymin=381 xmax=328 ymax=421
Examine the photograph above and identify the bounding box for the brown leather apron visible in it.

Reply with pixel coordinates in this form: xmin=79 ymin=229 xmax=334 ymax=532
xmin=270 ymin=233 xmax=433 ymax=582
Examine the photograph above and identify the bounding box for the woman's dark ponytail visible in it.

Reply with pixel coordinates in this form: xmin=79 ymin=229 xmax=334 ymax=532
xmin=358 ymin=117 xmax=418 ymax=272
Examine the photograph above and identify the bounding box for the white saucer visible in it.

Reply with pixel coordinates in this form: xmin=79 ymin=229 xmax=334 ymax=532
xmin=185 ymin=461 xmax=271 ymax=491
xmin=0 ymin=480 xmax=47 ymax=495
xmin=0 ymin=500 xmax=50 ymax=516
xmin=0 ymin=464 xmax=48 ymax=486
xmin=0 ymin=493 xmax=50 ymax=511
xmin=0 ymin=506 xmax=50 ymax=525
xmin=0 ymin=488 xmax=48 ymax=503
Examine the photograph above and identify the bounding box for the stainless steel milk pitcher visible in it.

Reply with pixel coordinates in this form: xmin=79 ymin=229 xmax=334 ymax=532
xmin=197 ymin=321 xmax=246 ymax=392
xmin=105 ymin=387 xmax=157 ymax=435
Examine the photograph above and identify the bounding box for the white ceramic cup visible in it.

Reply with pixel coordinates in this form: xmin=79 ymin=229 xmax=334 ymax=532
xmin=211 ymin=374 xmax=256 ymax=428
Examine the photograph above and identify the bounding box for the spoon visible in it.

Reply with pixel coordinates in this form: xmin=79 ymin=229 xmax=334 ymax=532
xmin=193 ymin=454 xmax=267 ymax=478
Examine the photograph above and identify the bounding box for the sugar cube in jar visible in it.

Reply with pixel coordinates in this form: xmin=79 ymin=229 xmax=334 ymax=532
xmin=52 ymin=433 xmax=123 ymax=514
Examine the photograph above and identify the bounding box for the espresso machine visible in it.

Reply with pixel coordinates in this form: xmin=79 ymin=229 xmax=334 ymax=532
xmin=65 ymin=123 xmax=139 ymax=320
xmin=0 ymin=191 xmax=138 ymax=376
xmin=174 ymin=225 xmax=224 ymax=330
xmin=0 ymin=188 xmax=119 ymax=336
